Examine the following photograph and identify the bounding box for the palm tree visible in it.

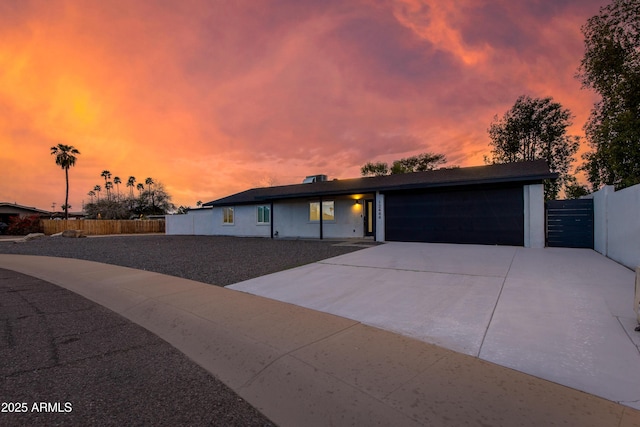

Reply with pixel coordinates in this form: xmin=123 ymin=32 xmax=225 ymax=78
xmin=145 ymin=177 xmax=155 ymax=212
xmin=113 ymin=176 xmax=121 ymax=200
xmin=101 ymin=170 xmax=111 ymax=199
xmin=125 ymin=176 xmax=136 ymax=211
xmin=136 ymin=183 xmax=144 ymax=197
xmin=51 ymin=144 xmax=80 ymax=220
xmin=127 ymin=176 xmax=136 ymax=198
xmin=145 ymin=177 xmax=154 ymax=192
xmin=105 ymin=181 xmax=113 ymax=200
xmin=88 ymin=190 xmax=95 ymax=203
xmin=94 ymin=185 xmax=102 ymax=201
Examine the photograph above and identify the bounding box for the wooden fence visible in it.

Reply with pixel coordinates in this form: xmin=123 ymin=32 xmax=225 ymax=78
xmin=41 ymin=219 xmax=165 ymax=236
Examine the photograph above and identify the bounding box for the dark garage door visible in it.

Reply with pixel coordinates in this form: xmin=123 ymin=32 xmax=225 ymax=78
xmin=385 ymin=186 xmax=524 ymax=246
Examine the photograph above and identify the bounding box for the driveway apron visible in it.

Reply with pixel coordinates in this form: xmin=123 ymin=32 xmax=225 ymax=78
xmin=229 ymin=242 xmax=640 ymax=409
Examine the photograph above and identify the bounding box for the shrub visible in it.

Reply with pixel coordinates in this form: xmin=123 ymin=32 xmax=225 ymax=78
xmin=7 ymin=215 xmax=43 ymax=235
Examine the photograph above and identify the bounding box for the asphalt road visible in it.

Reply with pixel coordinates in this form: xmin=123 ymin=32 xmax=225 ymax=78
xmin=0 ymin=268 xmax=276 ymax=426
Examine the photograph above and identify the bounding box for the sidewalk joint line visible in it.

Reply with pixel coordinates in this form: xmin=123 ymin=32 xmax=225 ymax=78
xmin=238 ymin=321 xmax=362 ymax=391
xmin=286 ymin=351 xmax=426 ymax=425
xmin=477 ymin=248 xmax=518 ymax=358
xmin=616 ymin=316 xmax=640 ymax=355
xmin=317 ymin=261 xmax=507 ymax=279
xmin=381 ymin=354 xmax=449 ymax=400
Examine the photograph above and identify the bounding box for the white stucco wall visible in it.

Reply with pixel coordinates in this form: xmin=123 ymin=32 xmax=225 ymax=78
xmin=272 ymin=198 xmax=364 ymax=239
xmin=523 ymin=184 xmax=545 ymax=248
xmin=211 ymin=205 xmax=271 ymax=237
xmin=166 ymin=209 xmax=214 ymax=235
xmin=592 ymin=184 xmax=640 ymax=270
xmin=166 ymin=197 xmax=366 ymax=239
xmin=591 ymin=185 xmax=612 ymax=255
xmin=165 ymin=214 xmax=191 ymax=235
xmin=272 ymin=200 xmax=316 ymax=238
xmin=375 ymin=192 xmax=385 ymax=242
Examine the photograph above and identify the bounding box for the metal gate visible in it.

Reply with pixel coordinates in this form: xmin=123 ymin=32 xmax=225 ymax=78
xmin=546 ymin=199 xmax=594 ymax=248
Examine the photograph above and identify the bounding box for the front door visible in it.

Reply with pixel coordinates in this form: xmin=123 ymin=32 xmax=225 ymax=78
xmin=364 ymin=199 xmax=375 ymax=237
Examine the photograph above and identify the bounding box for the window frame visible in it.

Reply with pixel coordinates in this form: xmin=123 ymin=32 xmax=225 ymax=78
xmin=222 ymin=206 xmax=234 ymax=225
xmin=257 ymin=205 xmax=270 ymax=225
xmin=309 ymin=200 xmax=335 ymax=222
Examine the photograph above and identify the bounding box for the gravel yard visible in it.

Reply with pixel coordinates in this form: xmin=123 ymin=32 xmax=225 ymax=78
xmin=0 ymin=235 xmax=368 ymax=286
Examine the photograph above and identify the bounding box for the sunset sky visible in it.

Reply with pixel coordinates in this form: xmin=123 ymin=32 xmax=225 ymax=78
xmin=1 ymin=0 xmax=605 ymax=211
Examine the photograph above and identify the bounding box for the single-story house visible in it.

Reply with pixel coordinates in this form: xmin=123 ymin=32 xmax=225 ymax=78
xmin=166 ymin=160 xmax=556 ymax=248
xmin=0 ymin=202 xmax=52 ymax=234
xmin=0 ymin=202 xmax=51 ymax=224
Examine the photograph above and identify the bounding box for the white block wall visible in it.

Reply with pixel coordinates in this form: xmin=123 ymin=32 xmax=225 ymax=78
xmin=165 ymin=209 xmax=214 ymax=235
xmin=524 ymin=184 xmax=545 ymax=248
xmin=592 ymin=183 xmax=640 ymax=270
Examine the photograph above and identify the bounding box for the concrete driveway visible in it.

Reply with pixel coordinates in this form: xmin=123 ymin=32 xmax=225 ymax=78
xmin=229 ymin=242 xmax=640 ymax=409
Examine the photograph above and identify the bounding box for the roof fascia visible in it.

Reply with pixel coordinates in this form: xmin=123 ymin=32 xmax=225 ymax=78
xmin=206 ymin=170 xmax=557 ymax=206
xmin=375 ymin=173 xmax=558 ymax=193
xmin=235 ymin=173 xmax=557 ymax=204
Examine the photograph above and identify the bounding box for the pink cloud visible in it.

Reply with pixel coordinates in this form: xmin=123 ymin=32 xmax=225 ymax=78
xmin=0 ymin=0 xmax=606 ymax=210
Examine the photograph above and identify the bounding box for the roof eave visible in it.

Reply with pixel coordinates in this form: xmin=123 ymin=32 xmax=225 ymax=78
xmin=206 ymin=172 xmax=557 ymax=206
xmin=375 ymin=173 xmax=558 ymax=193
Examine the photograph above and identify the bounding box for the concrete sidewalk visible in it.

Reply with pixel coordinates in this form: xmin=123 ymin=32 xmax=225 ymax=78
xmin=2 ymin=254 xmax=640 ymax=426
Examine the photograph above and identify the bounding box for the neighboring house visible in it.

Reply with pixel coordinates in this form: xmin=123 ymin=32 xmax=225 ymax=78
xmin=0 ymin=202 xmax=51 ymax=224
xmin=166 ymin=160 xmax=556 ymax=248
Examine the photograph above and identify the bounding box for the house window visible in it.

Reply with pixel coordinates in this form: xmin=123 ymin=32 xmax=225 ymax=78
xmin=223 ymin=207 xmax=234 ymax=224
xmin=309 ymin=201 xmax=334 ymax=222
xmin=257 ymin=205 xmax=270 ymax=224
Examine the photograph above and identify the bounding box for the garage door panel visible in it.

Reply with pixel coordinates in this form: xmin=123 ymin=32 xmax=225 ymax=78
xmin=385 ymin=186 xmax=524 ymax=246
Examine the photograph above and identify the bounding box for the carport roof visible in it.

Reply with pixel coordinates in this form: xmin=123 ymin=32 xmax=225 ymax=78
xmin=204 ymin=160 xmax=557 ymax=207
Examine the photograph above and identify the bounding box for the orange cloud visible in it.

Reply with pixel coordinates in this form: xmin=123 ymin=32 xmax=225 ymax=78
xmin=0 ymin=0 xmax=606 ymax=211
xmin=390 ymin=0 xmax=492 ymax=65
